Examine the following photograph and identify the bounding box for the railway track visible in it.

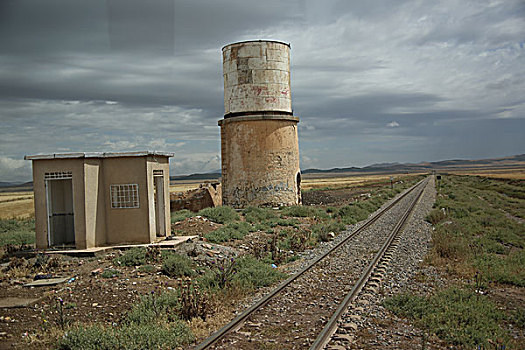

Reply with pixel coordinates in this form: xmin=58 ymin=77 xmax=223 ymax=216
xmin=195 ymin=177 xmax=430 ymax=350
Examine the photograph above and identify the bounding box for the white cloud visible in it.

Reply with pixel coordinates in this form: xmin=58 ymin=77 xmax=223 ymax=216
xmin=170 ymin=153 xmax=221 ymax=175
xmin=0 ymin=157 xmax=32 ymax=183
xmin=387 ymin=121 xmax=400 ymax=128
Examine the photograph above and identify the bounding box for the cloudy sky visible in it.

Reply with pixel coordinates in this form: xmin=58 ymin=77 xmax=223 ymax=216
xmin=1 ymin=0 xmax=524 ymax=182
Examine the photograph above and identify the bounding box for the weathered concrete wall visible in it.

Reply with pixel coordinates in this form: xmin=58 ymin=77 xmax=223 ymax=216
xmin=223 ymin=41 xmax=291 ymax=115
xmin=220 ymin=117 xmax=300 ymax=208
xmin=170 ymin=182 xmax=222 ymax=212
xmin=83 ymin=159 xmax=106 ymax=248
xmin=102 ymin=157 xmax=151 ymax=245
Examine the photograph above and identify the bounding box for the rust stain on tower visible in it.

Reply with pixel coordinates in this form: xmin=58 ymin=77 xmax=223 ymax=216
xmin=219 ymin=40 xmax=301 ymax=208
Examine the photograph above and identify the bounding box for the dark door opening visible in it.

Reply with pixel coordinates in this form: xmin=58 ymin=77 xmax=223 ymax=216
xmin=153 ymin=172 xmax=166 ymax=237
xmin=296 ymin=172 xmax=302 ymax=204
xmin=46 ymin=179 xmax=75 ymax=246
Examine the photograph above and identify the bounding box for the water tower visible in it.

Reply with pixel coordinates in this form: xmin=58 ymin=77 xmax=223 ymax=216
xmin=219 ymin=40 xmax=301 ymax=208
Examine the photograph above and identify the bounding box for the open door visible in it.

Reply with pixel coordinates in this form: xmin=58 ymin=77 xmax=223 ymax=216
xmin=46 ymin=178 xmax=75 ymax=246
xmin=296 ymin=172 xmax=302 ymax=204
xmin=153 ymin=170 xmax=166 ymax=237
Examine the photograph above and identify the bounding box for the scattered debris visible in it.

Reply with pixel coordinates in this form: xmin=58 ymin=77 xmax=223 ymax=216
xmin=23 ymin=277 xmax=70 ymax=287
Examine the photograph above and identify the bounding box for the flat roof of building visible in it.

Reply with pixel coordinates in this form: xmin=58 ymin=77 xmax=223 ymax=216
xmin=24 ymin=151 xmax=174 ymax=160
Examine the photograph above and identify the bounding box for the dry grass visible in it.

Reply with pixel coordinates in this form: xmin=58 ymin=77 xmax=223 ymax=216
xmin=302 ymin=173 xmax=423 ymax=190
xmin=0 ymin=198 xmax=34 ymax=219
xmin=448 ymin=168 xmax=525 ymax=180
xmin=188 ymin=284 xmax=247 ymax=341
xmin=0 ymin=265 xmax=33 ymax=279
xmin=169 ymin=181 xmax=204 ymax=193
xmin=0 ymin=191 xmax=33 ymax=203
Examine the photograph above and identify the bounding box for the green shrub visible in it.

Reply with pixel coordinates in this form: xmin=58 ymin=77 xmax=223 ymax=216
xmin=56 ymin=324 xmax=117 ymax=350
xmin=161 ymin=253 xmax=195 ymax=277
xmin=233 ymin=255 xmax=285 ymax=289
xmin=311 ymin=220 xmax=346 ymax=242
xmin=126 ymin=291 xmax=180 ymax=324
xmin=117 ymin=322 xmax=193 ymax=349
xmin=426 ymin=209 xmax=446 ymax=225
xmin=56 ymin=321 xmax=193 ymax=350
xmin=474 ymin=250 xmax=525 ymax=287
xmin=0 ymin=218 xmax=35 ymax=246
xmin=138 ymin=264 xmax=156 ymax=273
xmin=243 ymin=206 xmax=277 ymax=223
xmin=203 ymin=221 xmax=255 ymax=243
xmin=196 ymin=258 xmax=237 ymax=290
xmin=512 ymin=308 xmax=525 ymax=328
xmin=101 ymin=269 xmax=119 ymax=278
xmin=274 ymin=219 xmax=299 ymax=227
xmin=197 ymin=206 xmax=239 ymax=224
xmin=171 ymin=209 xmax=194 ymax=223
xmin=203 ymin=228 xmax=231 ymax=243
xmin=336 ymin=204 xmax=369 ymax=224
xmin=113 ymin=247 xmax=147 ymax=266
xmin=384 ymin=287 xmax=507 ymax=347
xmin=432 ymin=227 xmax=469 ymax=261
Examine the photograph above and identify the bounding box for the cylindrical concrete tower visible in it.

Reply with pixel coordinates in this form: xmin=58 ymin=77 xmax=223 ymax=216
xmin=219 ymin=40 xmax=301 ymax=208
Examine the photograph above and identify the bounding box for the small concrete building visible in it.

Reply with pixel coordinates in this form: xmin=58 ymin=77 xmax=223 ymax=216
xmin=24 ymin=151 xmax=173 ymax=250
xmin=219 ymin=40 xmax=301 ymax=208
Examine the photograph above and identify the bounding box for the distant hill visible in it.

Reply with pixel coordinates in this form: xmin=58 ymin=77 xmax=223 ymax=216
xmin=0 ymin=181 xmax=32 ymax=188
xmin=170 ymin=172 xmax=221 ymax=181
xmin=0 ymin=182 xmax=20 ymax=188
xmin=169 ymin=154 xmax=525 ymax=180
xmin=0 ymin=181 xmax=33 ymax=192
xmin=7 ymin=155 xmax=523 ymax=185
xmin=303 ymin=154 xmax=525 ymax=175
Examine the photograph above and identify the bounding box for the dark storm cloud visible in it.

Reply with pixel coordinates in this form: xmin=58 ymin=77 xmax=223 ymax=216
xmin=1 ymin=0 xmax=524 ymax=181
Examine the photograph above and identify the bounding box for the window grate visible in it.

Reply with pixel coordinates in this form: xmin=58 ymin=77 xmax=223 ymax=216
xmin=153 ymin=170 xmax=163 ymax=177
xmin=110 ymin=184 xmax=139 ymax=209
xmin=45 ymin=171 xmax=72 ymax=180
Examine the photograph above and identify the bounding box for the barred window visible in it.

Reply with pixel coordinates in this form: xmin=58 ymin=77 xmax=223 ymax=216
xmin=110 ymin=184 xmax=139 ymax=209
xmin=45 ymin=171 xmax=72 ymax=180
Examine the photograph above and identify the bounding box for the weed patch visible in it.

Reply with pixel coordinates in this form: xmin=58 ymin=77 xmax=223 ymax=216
xmin=56 ymin=321 xmax=193 ymax=350
xmin=384 ymin=287 xmax=507 ymax=348
xmin=113 ymin=247 xmax=147 ymax=266
xmin=428 ymin=175 xmax=524 ymax=286
xmin=311 ymin=220 xmax=346 ymax=242
xmin=101 ymin=269 xmax=119 ymax=278
xmin=0 ymin=218 xmax=35 ymax=247
xmin=171 ymin=209 xmax=194 ymax=223
xmin=57 ymin=289 xmax=194 ymax=349
xmin=243 ymin=206 xmax=277 ymax=223
xmin=232 ymin=255 xmax=285 ymax=289
xmin=197 ymin=206 xmax=239 ymax=224
xmin=162 ymin=253 xmax=195 ymax=278
xmin=203 ymin=221 xmax=255 ymax=243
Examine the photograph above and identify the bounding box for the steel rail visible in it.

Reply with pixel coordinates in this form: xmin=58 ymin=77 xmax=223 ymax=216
xmin=194 ymin=177 xmax=427 ymax=350
xmin=309 ymin=177 xmax=428 ymax=350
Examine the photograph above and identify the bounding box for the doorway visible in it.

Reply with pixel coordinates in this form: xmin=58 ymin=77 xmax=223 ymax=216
xmin=296 ymin=172 xmax=302 ymax=204
xmin=153 ymin=170 xmax=166 ymax=237
xmin=46 ymin=178 xmax=75 ymax=246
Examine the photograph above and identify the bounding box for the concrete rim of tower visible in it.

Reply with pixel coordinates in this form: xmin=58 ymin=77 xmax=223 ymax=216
xmin=222 ymin=39 xmax=290 ymax=51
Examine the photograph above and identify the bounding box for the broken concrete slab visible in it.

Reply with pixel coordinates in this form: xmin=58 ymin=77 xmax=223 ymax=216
xmin=23 ymin=277 xmax=69 ymax=287
xmin=44 ymin=236 xmax=198 ymax=257
xmin=0 ymin=297 xmax=40 ymax=308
